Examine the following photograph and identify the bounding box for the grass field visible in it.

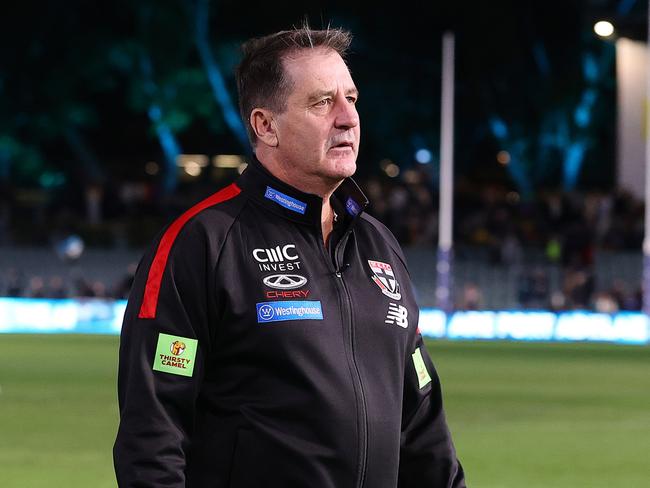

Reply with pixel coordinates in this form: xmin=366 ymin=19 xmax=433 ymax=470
xmin=0 ymin=335 xmax=648 ymax=487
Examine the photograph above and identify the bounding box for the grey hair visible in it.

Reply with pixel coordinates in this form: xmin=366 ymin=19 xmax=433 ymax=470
xmin=235 ymin=23 xmax=353 ymax=146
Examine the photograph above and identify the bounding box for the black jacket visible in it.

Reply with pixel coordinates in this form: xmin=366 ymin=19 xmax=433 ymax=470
xmin=113 ymin=159 xmax=465 ymax=488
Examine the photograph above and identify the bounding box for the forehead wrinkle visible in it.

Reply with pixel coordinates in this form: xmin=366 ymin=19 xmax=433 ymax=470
xmin=283 ymin=50 xmax=357 ymax=105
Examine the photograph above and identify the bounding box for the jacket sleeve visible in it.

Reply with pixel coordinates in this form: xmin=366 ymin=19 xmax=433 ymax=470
xmin=113 ymin=221 xmax=217 ymax=487
xmin=398 ymin=332 xmax=466 ymax=487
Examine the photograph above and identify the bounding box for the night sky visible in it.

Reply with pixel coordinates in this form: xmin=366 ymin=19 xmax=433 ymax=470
xmin=1 ymin=0 xmax=646 ymax=196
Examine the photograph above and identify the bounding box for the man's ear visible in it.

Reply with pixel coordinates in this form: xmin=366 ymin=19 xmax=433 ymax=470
xmin=250 ymin=108 xmax=278 ymax=147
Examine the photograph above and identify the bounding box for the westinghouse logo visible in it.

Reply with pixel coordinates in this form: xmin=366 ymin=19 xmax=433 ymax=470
xmin=264 ymin=186 xmax=307 ymax=214
xmin=256 ymin=300 xmax=323 ymax=323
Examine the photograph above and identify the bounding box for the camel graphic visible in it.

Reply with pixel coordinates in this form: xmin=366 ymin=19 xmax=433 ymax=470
xmin=170 ymin=341 xmax=186 ymax=356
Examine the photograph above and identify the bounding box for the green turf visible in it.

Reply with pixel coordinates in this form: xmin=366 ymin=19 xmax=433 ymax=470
xmin=0 ymin=335 xmax=648 ymax=487
xmin=430 ymin=340 xmax=650 ymax=488
xmin=0 ymin=335 xmax=119 ymax=488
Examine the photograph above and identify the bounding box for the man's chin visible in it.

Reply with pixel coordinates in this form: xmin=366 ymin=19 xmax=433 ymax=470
xmin=326 ymin=154 xmax=357 ymax=177
xmin=331 ymin=160 xmax=357 ymax=180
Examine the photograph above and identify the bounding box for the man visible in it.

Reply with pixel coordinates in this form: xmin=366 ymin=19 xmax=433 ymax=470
xmin=114 ymin=26 xmax=465 ymax=488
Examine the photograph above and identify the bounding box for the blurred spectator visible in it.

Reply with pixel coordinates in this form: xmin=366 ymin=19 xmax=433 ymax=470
xmin=500 ymin=232 xmax=523 ymax=266
xmin=518 ymin=268 xmax=549 ymax=309
xmin=562 ymin=267 xmax=595 ymax=309
xmin=550 ymin=290 xmax=567 ymax=311
xmin=608 ymin=279 xmax=643 ymax=311
xmin=593 ymin=292 xmax=618 ymax=313
xmin=458 ymin=282 xmax=483 ymax=310
xmin=545 ymin=236 xmax=562 ymax=263
xmin=114 ymin=262 xmax=138 ymax=299
xmin=48 ymin=276 xmax=68 ymax=298
xmin=4 ymin=268 xmax=24 ymax=297
xmin=91 ymin=280 xmax=107 ymax=298
xmin=74 ymin=277 xmax=96 ymax=297
xmin=28 ymin=276 xmax=46 ymax=298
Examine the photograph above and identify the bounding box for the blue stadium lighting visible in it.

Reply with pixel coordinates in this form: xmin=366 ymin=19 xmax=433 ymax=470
xmin=489 ymin=117 xmax=508 ymax=138
xmin=583 ymin=53 xmax=599 ymax=81
xmin=574 ymin=106 xmax=590 ymax=127
xmin=39 ymin=172 xmax=66 ymax=188
xmin=1 ymin=300 xmax=647 ymax=344
xmin=415 ymin=148 xmax=432 ymax=164
xmin=148 ymin=104 xmax=182 ymax=193
xmin=563 ymin=143 xmax=586 ymax=189
xmin=574 ymin=89 xmax=597 ymax=128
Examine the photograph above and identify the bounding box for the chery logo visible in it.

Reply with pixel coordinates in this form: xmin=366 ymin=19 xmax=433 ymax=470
xmin=263 ymin=274 xmax=308 ymax=290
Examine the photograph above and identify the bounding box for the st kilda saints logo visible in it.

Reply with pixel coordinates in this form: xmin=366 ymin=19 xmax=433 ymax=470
xmin=368 ymin=259 xmax=401 ymax=300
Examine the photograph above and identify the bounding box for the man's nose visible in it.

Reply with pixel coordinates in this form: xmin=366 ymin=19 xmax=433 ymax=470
xmin=334 ymin=97 xmax=359 ymax=130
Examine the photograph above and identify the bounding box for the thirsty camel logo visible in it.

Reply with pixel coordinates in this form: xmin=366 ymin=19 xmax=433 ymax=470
xmin=170 ymin=340 xmax=186 ymax=356
xmin=153 ymin=333 xmax=197 ymax=377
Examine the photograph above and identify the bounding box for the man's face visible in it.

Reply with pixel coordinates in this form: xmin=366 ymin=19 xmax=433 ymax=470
xmin=273 ymin=48 xmax=360 ymax=186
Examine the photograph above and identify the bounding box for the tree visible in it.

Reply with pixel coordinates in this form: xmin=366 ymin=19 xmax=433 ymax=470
xmin=185 ymin=0 xmax=249 ymax=153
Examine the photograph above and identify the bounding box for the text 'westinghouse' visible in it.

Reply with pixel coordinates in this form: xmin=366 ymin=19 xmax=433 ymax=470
xmin=256 ymin=300 xmax=323 ymax=323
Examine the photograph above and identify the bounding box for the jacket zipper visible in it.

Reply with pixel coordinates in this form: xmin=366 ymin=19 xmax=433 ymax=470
xmin=321 ymin=230 xmax=368 ymax=488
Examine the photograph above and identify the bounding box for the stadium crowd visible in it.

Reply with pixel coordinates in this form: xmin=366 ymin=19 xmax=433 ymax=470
xmin=0 ymin=166 xmax=645 ymax=311
xmin=1 ymin=264 xmax=137 ymax=301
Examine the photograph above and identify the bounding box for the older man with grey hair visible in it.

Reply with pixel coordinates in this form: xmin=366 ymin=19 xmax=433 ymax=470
xmin=114 ymin=25 xmax=465 ymax=488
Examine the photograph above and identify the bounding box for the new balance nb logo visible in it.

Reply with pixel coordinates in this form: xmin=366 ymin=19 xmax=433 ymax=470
xmin=385 ymin=303 xmax=408 ymax=328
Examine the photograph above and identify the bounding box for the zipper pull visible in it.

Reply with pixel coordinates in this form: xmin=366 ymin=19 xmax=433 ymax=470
xmin=335 ymin=263 xmax=350 ymax=278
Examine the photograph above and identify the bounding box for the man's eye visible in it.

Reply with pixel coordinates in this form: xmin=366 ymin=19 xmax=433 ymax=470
xmin=346 ymin=96 xmax=357 ymax=104
xmin=314 ymin=99 xmax=331 ymax=107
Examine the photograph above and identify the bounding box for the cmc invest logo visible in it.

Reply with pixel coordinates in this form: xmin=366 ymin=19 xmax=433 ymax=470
xmin=253 ymin=244 xmax=299 ymax=263
xmin=253 ymin=244 xmax=303 ymax=272
xmin=170 ymin=341 xmax=186 ymax=356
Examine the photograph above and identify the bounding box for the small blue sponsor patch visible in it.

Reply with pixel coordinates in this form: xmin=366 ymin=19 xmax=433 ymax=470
xmin=256 ymin=300 xmax=323 ymax=323
xmin=345 ymin=197 xmax=361 ymax=216
xmin=265 ymin=186 xmax=307 ymax=214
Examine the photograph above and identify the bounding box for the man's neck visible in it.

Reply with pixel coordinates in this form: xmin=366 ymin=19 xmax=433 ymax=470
xmin=321 ymin=196 xmax=336 ymax=247
xmin=260 ymin=157 xmax=339 ymax=197
xmin=256 ymin=155 xmax=341 ymax=246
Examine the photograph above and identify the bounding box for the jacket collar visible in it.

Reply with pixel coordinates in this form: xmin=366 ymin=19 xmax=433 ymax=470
xmin=236 ymin=157 xmax=369 ymax=229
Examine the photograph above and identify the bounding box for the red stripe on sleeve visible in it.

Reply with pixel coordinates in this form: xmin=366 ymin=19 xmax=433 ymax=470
xmin=138 ymin=183 xmax=241 ymax=319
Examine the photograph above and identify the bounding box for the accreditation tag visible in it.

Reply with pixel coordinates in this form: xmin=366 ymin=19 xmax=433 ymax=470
xmin=412 ymin=347 xmax=432 ymax=389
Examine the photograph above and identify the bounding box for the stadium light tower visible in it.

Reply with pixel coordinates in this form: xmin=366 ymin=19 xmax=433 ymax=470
xmin=644 ymin=1 xmax=650 ymax=316
xmin=436 ymin=32 xmax=455 ymax=313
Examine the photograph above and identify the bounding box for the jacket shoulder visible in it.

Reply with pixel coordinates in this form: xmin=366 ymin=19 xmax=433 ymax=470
xmin=136 ymin=183 xmax=246 ymax=319
xmin=150 ymin=183 xmax=246 ymax=259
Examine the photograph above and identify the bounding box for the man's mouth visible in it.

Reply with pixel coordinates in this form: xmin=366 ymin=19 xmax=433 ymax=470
xmin=330 ymin=141 xmax=354 ymax=150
